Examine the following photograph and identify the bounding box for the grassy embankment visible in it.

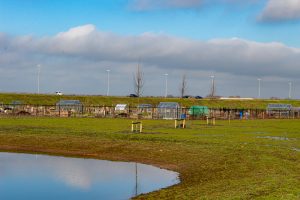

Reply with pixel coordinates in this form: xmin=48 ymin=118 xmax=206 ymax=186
xmin=0 ymin=92 xmax=300 ymax=109
xmin=0 ymin=117 xmax=299 ymax=199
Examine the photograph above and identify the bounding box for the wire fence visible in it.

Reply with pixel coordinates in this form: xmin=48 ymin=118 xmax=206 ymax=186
xmin=0 ymin=104 xmax=299 ymax=120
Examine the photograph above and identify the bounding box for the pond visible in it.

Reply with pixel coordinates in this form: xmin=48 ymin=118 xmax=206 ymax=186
xmin=0 ymin=152 xmax=179 ymax=200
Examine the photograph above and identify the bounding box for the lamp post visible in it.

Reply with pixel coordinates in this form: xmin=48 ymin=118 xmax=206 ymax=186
xmin=106 ymin=69 xmax=110 ymax=96
xmin=257 ymin=78 xmax=261 ymax=98
xmin=210 ymin=75 xmax=215 ymax=97
xmin=37 ymin=64 xmax=41 ymax=94
xmin=289 ymin=81 xmax=292 ymax=99
xmin=164 ymin=73 xmax=168 ymax=98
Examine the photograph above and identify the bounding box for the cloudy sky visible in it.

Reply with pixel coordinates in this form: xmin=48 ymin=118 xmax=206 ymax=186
xmin=0 ymin=0 xmax=299 ymax=98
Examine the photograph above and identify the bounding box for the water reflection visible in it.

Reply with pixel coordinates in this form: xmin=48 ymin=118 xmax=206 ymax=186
xmin=0 ymin=152 xmax=179 ymax=200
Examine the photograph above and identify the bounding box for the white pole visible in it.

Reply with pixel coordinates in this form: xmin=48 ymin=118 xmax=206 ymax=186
xmin=164 ymin=73 xmax=168 ymax=98
xmin=106 ymin=69 xmax=110 ymax=96
xmin=257 ymin=78 xmax=261 ymax=98
xmin=210 ymin=75 xmax=215 ymax=97
xmin=37 ymin=64 xmax=41 ymax=94
xmin=289 ymin=81 xmax=292 ymax=99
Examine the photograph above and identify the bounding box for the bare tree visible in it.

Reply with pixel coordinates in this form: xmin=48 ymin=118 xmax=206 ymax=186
xmin=133 ymin=62 xmax=144 ymax=97
xmin=180 ymin=73 xmax=187 ymax=98
xmin=208 ymin=75 xmax=216 ymax=98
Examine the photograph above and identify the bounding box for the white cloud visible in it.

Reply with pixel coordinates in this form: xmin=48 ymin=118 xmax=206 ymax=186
xmin=259 ymin=0 xmax=300 ymax=22
xmin=56 ymin=24 xmax=96 ymax=40
xmin=0 ymin=25 xmax=299 ymax=97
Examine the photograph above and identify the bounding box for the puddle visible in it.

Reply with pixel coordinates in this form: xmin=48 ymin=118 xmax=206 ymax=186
xmin=256 ymin=136 xmax=290 ymax=141
xmin=250 ymin=131 xmax=268 ymax=134
xmin=195 ymin=134 xmax=224 ymax=137
xmin=0 ymin=152 xmax=180 ymax=200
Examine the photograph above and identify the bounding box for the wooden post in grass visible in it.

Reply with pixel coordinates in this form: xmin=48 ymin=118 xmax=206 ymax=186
xmin=175 ymin=119 xmax=186 ymax=128
xmin=206 ymin=116 xmax=215 ymax=126
xmin=131 ymin=121 xmax=142 ymax=133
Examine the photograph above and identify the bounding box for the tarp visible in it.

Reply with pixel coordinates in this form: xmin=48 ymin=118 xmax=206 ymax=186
xmin=188 ymin=106 xmax=209 ymax=116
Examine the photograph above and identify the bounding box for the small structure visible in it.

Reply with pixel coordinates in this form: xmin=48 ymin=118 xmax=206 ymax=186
xmin=267 ymin=104 xmax=292 ymax=118
xmin=157 ymin=102 xmax=181 ymax=119
xmin=292 ymin=107 xmax=300 ymax=118
xmin=7 ymin=100 xmax=23 ymax=114
xmin=137 ymin=104 xmax=152 ymax=110
xmin=115 ymin=104 xmax=127 ymax=111
xmin=137 ymin=104 xmax=152 ymax=119
xmin=56 ymin=100 xmax=83 ymax=116
xmin=9 ymin=100 xmax=23 ymax=109
xmin=188 ymin=106 xmax=209 ymax=119
xmin=115 ymin=104 xmax=128 ymax=117
xmin=11 ymin=100 xmax=22 ymax=106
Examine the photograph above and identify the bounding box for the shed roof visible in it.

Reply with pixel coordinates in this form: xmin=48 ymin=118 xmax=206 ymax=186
xmin=56 ymin=100 xmax=82 ymax=105
xmin=267 ymin=104 xmax=292 ymax=110
xmin=138 ymin=104 xmax=152 ymax=108
xmin=158 ymin=102 xmax=180 ymax=108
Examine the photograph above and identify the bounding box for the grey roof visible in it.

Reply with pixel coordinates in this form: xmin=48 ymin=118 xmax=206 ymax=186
xmin=138 ymin=104 xmax=152 ymax=108
xmin=11 ymin=100 xmax=22 ymax=105
xmin=56 ymin=100 xmax=82 ymax=105
xmin=158 ymin=102 xmax=180 ymax=108
xmin=267 ymin=104 xmax=292 ymax=110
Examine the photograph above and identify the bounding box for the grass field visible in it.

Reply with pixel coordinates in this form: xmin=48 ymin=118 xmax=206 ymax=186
xmin=1 ymin=92 xmax=300 ymax=109
xmin=0 ymin=117 xmax=299 ymax=199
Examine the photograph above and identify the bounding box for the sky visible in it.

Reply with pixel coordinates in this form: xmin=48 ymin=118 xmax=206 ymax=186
xmin=0 ymin=0 xmax=300 ymax=98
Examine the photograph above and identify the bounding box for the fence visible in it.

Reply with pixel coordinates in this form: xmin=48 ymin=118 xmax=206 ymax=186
xmin=0 ymin=104 xmax=299 ymax=120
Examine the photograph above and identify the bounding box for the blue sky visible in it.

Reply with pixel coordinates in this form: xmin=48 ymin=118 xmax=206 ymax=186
xmin=1 ymin=0 xmax=299 ymax=46
xmin=0 ymin=0 xmax=300 ymax=98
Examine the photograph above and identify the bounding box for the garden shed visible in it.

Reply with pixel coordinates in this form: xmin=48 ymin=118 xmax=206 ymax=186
xmin=292 ymin=107 xmax=300 ymax=118
xmin=56 ymin=100 xmax=83 ymax=113
xmin=157 ymin=102 xmax=181 ymax=119
xmin=188 ymin=106 xmax=209 ymax=117
xmin=137 ymin=104 xmax=153 ymax=119
xmin=137 ymin=104 xmax=152 ymax=112
xmin=115 ymin=104 xmax=127 ymax=111
xmin=266 ymin=104 xmax=292 ymax=118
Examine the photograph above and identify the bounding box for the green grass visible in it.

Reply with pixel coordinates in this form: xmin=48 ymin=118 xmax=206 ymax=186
xmin=1 ymin=92 xmax=300 ymax=108
xmin=0 ymin=117 xmax=299 ymax=199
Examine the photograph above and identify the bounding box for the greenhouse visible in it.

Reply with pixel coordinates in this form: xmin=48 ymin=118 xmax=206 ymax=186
xmin=157 ymin=102 xmax=181 ymax=119
xmin=266 ymin=104 xmax=292 ymax=118
xmin=56 ymin=100 xmax=83 ymax=113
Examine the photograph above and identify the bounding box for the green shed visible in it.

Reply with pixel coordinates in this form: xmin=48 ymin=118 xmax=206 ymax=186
xmin=188 ymin=106 xmax=209 ymax=116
